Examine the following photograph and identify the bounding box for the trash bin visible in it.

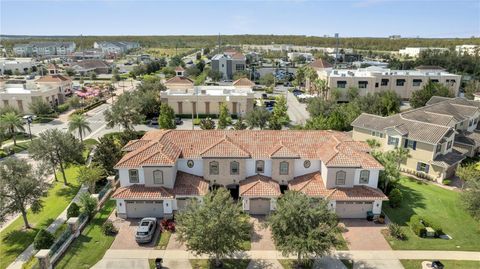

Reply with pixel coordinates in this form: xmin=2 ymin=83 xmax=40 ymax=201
xmin=366 ymin=211 xmax=374 ymax=221
xmin=155 ymin=258 xmax=163 ymax=269
xmin=432 ymin=260 xmax=444 ymax=269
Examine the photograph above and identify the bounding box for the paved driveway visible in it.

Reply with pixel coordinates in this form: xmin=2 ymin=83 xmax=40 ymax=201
xmin=109 ymin=218 xmax=161 ymax=249
xmin=340 ymin=219 xmax=391 ymax=251
xmin=250 ymin=216 xmax=276 ymax=250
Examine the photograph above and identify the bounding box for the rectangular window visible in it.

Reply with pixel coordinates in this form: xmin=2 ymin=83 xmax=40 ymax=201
xmin=447 ymin=141 xmax=452 ymax=149
xmin=358 ymin=81 xmax=368 ymax=89
xmin=153 ymin=170 xmax=163 ymax=184
xmin=412 ymin=79 xmax=422 ymax=86
xmin=436 ymin=144 xmax=442 ymax=153
xmin=388 ymin=136 xmax=399 ymax=147
xmin=381 ymin=79 xmax=389 ymax=86
xmin=336 ymin=171 xmax=346 ymax=185
xmin=256 ymin=160 xmax=264 ymax=173
xmin=396 ymin=79 xmax=406 ymax=86
xmin=431 ymin=79 xmax=439 ymax=83
xmin=371 ymin=131 xmax=384 ymax=138
xmin=375 ymin=82 xmax=379 ymax=88
xmin=416 ymin=162 xmax=430 ymax=173
xmin=279 ymin=161 xmax=289 ymax=175
xmin=469 ymin=120 xmax=474 ymax=127
xmin=404 ymin=139 xmax=417 ymax=150
xmin=129 ymin=169 xmax=139 ymax=183
xmin=336 ymin=81 xmax=347 ymax=88
xmin=230 ymin=161 xmax=239 ymax=175
xmin=359 ymin=170 xmax=370 ymax=184
xmin=235 ymin=64 xmax=245 ymax=71
xmin=209 ymin=161 xmax=219 ymax=175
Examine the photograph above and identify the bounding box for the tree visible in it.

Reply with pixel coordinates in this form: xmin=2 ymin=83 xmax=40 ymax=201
xmin=347 ymin=87 xmax=359 ymax=100
xmin=68 ymin=96 xmax=82 ymax=109
xmin=33 ymin=229 xmax=55 ymax=250
xmin=410 ymin=80 xmax=454 ymax=108
xmin=92 ymin=136 xmax=122 ymax=175
xmin=169 ymin=55 xmax=184 ymax=67
xmin=233 ymin=117 xmax=247 ymax=130
xmin=79 ymin=192 xmax=98 ymax=217
xmin=104 ymin=91 xmax=145 ymax=131
xmin=217 ymin=103 xmax=231 ymax=129
xmin=268 ymin=191 xmax=340 ymax=266
xmin=270 ymin=95 xmax=290 ymax=129
xmin=176 ymin=188 xmax=251 ymax=267
xmin=456 ymin=163 xmax=480 ymax=189
xmin=158 ymin=103 xmax=176 ymax=129
xmin=388 ymin=188 xmax=403 ymax=208
xmin=29 ymin=129 xmax=84 ymax=185
xmin=260 ymin=73 xmax=275 ymax=87
xmin=391 ymin=147 xmax=411 ymax=171
xmin=374 ymin=150 xmax=401 ymax=193
xmin=0 ymin=112 xmax=25 ymax=146
xmin=305 ymin=67 xmax=318 ymax=94
xmin=67 ymin=202 xmax=80 ymax=218
xmin=65 ymin=68 xmax=76 ymax=76
xmin=208 ymin=69 xmax=223 ymax=82
xmin=314 ymin=79 xmax=330 ymax=99
xmin=0 ymin=158 xmax=48 ymax=228
xmin=245 ymin=108 xmax=271 ymax=130
xmin=461 ymin=178 xmax=480 ymax=220
xmin=76 ymin=164 xmax=105 ymax=193
xmin=29 ymin=99 xmax=52 ymax=116
xmin=68 ymin=114 xmax=92 ymax=142
xmin=464 ymin=80 xmax=480 ymax=100
xmin=200 ymin=118 xmax=216 ymax=130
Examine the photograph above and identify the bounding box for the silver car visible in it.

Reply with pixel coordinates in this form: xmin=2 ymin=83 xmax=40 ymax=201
xmin=135 ymin=218 xmax=157 ymax=244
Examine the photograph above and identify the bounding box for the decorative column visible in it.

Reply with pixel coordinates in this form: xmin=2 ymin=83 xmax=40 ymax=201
xmin=67 ymin=217 xmax=80 ymax=237
xmin=35 ymin=249 xmax=52 ymax=269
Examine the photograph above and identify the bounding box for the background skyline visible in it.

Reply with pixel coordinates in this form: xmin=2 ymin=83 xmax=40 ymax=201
xmin=1 ymin=0 xmax=479 ymax=38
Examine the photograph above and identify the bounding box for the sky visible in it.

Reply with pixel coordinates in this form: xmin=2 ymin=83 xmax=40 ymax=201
xmin=1 ymin=0 xmax=479 ymax=38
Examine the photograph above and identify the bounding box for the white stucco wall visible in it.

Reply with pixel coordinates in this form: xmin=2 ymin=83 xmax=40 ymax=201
xmin=118 ymin=168 xmax=145 ymax=186
xmin=163 ymin=199 xmax=174 ymax=214
xmin=353 ymin=169 xmax=380 ymax=188
xmin=242 ymin=198 xmax=249 ymax=210
xmin=177 ymin=159 xmax=204 ymax=176
xmin=245 ymin=159 xmax=273 ymax=177
xmin=116 ymin=199 xmax=126 ymax=214
xmin=293 ymin=159 xmax=321 ymax=177
xmin=372 ymin=200 xmax=383 ymax=214
xmin=328 ymin=200 xmax=336 ymax=211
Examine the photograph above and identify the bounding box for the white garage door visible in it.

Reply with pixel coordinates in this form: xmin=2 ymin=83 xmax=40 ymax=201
xmin=126 ymin=200 xmax=164 ymax=218
xmin=249 ymin=198 xmax=271 ymax=215
xmin=336 ymin=201 xmax=373 ymax=218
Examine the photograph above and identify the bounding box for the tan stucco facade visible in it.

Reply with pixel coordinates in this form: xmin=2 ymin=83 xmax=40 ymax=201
xmin=271 ymin=159 xmax=296 ymax=183
xmin=202 ymin=159 xmax=247 ymax=185
xmin=162 ymin=94 xmax=255 ymax=116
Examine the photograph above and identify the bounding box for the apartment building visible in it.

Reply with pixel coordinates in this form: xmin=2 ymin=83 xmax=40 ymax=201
xmin=351 ymin=96 xmax=480 ymax=182
xmin=93 ymin=41 xmax=140 ymax=55
xmin=13 ymin=42 xmax=76 ymax=57
xmin=111 ymin=130 xmax=387 ymax=219
xmin=398 ymin=47 xmax=449 ymax=58
xmin=455 ymin=45 xmax=479 ymax=56
xmin=161 ymin=68 xmax=255 ymax=116
xmin=287 ymin=52 xmax=313 ymax=62
xmin=211 ymin=52 xmax=246 ymax=80
xmin=0 ymin=58 xmax=36 ymax=74
xmin=315 ymin=66 xmax=460 ymax=101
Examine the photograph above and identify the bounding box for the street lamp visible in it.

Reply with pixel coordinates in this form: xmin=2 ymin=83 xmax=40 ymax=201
xmin=22 ymin=115 xmax=33 ymax=141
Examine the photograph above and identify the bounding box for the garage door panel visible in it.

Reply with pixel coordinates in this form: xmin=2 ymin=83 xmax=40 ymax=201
xmin=249 ymin=198 xmax=270 ymax=215
xmin=336 ymin=201 xmax=373 ymax=218
xmin=126 ymin=200 xmax=164 ymax=218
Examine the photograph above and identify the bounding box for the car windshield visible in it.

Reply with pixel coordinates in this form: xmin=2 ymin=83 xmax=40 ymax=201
xmin=140 ymin=222 xmax=149 ymax=227
xmin=137 ymin=232 xmax=148 ymax=236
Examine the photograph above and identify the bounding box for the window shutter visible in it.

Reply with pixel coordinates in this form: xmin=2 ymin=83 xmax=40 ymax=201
xmin=413 ymin=141 xmax=417 ymax=150
xmin=404 ymin=139 xmax=408 ymax=148
xmin=425 ymin=164 xmax=430 ymax=173
xmin=416 ymin=162 xmax=421 ymax=171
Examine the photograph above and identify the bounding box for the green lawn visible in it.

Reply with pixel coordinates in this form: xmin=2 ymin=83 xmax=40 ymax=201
xmin=400 ymin=260 xmax=480 ymax=269
xmin=0 ymin=165 xmax=81 ymax=269
xmin=190 ymin=259 xmax=250 ymax=269
xmin=155 ymin=231 xmax=172 ymax=250
xmin=383 ymin=177 xmax=480 ymax=251
xmin=54 ymin=200 xmax=116 ymax=269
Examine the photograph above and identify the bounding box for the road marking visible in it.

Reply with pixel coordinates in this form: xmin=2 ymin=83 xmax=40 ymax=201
xmin=85 ymin=124 xmax=107 ymax=139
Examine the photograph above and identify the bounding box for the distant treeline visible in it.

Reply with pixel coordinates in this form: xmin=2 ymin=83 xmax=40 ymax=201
xmin=1 ymin=35 xmax=480 ymax=51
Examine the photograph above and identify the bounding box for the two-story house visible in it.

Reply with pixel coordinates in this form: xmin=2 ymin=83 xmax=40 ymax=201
xmin=112 ymin=130 xmax=386 ymax=219
xmin=351 ymin=96 xmax=480 ymax=182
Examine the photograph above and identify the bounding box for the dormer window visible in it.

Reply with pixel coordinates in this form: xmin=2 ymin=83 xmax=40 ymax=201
xmin=129 ymin=169 xmax=139 ymax=183
xmin=336 ymin=171 xmax=346 ymax=185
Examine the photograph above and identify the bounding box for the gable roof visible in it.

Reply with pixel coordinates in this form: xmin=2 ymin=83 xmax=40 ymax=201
xmin=112 ymin=184 xmax=174 ymax=200
xmin=164 ymin=76 xmax=194 ymax=86
xmin=233 ymin=78 xmax=255 ymax=87
xmin=200 ymin=136 xmax=251 ymax=158
xmin=269 ymin=143 xmax=300 ymax=158
xmin=309 ymin=59 xmax=333 ymax=70
xmin=288 ymin=172 xmax=334 ymax=197
xmin=35 ymin=75 xmax=71 ymax=83
xmin=239 ymin=175 xmax=281 ymax=197
xmin=173 ymin=171 xmax=209 ymax=196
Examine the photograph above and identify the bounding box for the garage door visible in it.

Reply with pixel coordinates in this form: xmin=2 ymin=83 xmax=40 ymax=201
xmin=126 ymin=200 xmax=164 ymax=218
xmin=249 ymin=198 xmax=271 ymax=215
xmin=336 ymin=201 xmax=373 ymax=218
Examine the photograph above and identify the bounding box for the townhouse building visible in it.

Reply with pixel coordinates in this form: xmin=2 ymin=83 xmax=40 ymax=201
xmin=314 ymin=65 xmax=460 ymax=101
xmin=161 ymin=68 xmax=255 ymax=116
xmin=351 ymin=96 xmax=480 ymax=182
xmin=93 ymin=41 xmax=140 ymax=55
xmin=111 ymin=130 xmax=387 ymax=219
xmin=0 ymin=58 xmax=36 ymax=75
xmin=211 ymin=52 xmax=246 ymax=80
xmin=13 ymin=42 xmax=76 ymax=57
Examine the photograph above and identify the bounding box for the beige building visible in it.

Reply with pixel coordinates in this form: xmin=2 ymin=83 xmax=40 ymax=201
xmin=315 ymin=65 xmax=461 ymax=101
xmin=161 ymin=71 xmax=256 ymax=116
xmin=112 ymin=130 xmax=387 ymax=219
xmin=351 ymin=96 xmax=480 ymax=182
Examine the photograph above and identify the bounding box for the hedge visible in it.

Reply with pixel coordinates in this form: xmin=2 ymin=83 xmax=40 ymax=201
xmin=70 ymin=100 xmax=107 ymax=117
xmin=409 ymin=214 xmax=426 ymax=237
xmin=175 ymin=114 xmax=239 ymax=120
xmin=423 ymin=217 xmax=443 ymax=236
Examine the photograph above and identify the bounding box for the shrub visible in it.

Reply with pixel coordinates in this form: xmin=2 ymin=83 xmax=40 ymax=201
xmin=442 ymin=179 xmax=452 ymax=185
xmin=423 ymin=217 xmax=443 ymax=237
xmin=160 ymin=219 xmax=175 ymax=232
xmin=102 ymin=220 xmax=118 ymax=236
xmin=193 ymin=118 xmax=201 ymax=125
xmin=33 ymin=229 xmax=55 ymax=250
xmin=388 ymin=188 xmax=403 ymax=208
xmin=56 ymin=103 xmax=70 ymax=113
xmin=388 ymin=223 xmax=406 ymax=240
xmin=79 ymin=193 xmax=98 ymax=217
xmin=409 ymin=214 xmax=426 ymax=237
xmin=67 ymin=202 xmax=80 ymax=219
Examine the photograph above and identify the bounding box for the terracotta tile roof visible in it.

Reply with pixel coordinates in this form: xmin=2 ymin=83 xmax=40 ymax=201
xmin=36 ymin=75 xmax=71 ymax=83
xmin=122 ymin=139 xmax=151 ymax=152
xmin=309 ymin=59 xmax=333 ymax=70
xmin=174 ymin=171 xmax=210 ymax=196
xmin=288 ymin=172 xmax=334 ymax=197
xmin=164 ymin=76 xmax=194 ymax=86
xmin=239 ymin=175 xmax=281 ymax=197
xmin=112 ymin=184 xmax=174 ymax=199
xmin=231 ymin=52 xmax=246 ymax=60
xmin=233 ymin=78 xmax=255 ymax=87
xmin=328 ymin=186 xmax=388 ymax=201
xmin=115 ymin=130 xmax=382 ymax=169
xmin=174 ymin=66 xmax=185 ymax=72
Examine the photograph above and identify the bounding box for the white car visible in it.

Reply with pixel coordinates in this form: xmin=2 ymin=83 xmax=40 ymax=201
xmin=135 ymin=218 xmax=157 ymax=244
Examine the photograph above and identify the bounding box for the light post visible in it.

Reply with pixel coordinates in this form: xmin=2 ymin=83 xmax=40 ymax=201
xmin=22 ymin=115 xmax=33 ymax=141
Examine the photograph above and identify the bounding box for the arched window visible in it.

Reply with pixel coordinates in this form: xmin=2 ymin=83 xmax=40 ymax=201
xmin=256 ymin=160 xmax=265 ymax=173
xmin=359 ymin=170 xmax=370 ymax=184
xmin=129 ymin=169 xmax=139 ymax=183
xmin=230 ymin=161 xmax=239 ymax=175
xmin=279 ymin=161 xmax=289 ymax=175
xmin=336 ymin=171 xmax=346 ymax=185
xmin=153 ymin=170 xmax=163 ymax=184
xmin=209 ymin=161 xmax=219 ymax=175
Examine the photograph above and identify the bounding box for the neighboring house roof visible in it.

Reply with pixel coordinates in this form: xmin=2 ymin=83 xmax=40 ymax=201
xmin=35 ymin=74 xmax=71 ymax=83
xmin=173 ymin=171 xmax=210 ymax=196
xmin=309 ymin=59 xmax=333 ymax=70
xmin=231 ymin=52 xmax=246 ymax=60
xmin=116 ymin=130 xmax=382 ymax=169
xmin=164 ymin=76 xmax=194 ymax=86
xmin=430 ymin=149 xmax=465 ymax=168
xmin=71 ymin=60 xmax=109 ymax=70
xmin=239 ymin=175 xmax=281 ymax=197
xmin=233 ymin=78 xmax=255 ymax=87
xmin=112 ymin=184 xmax=174 ymax=199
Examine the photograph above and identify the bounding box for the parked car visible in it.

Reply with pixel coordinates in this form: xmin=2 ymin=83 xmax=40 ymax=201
xmin=135 ymin=218 xmax=157 ymax=244
xmin=261 ymin=93 xmax=268 ymax=99
xmin=175 ymin=117 xmax=183 ymax=125
xmin=292 ymin=89 xmax=303 ymax=96
xmin=264 ymin=100 xmax=276 ymax=107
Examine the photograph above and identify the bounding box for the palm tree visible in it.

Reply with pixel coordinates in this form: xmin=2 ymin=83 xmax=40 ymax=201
xmin=68 ymin=114 xmax=92 ymax=142
xmin=0 ymin=112 xmax=25 ymax=146
xmin=393 ymin=147 xmax=411 ymax=170
xmin=314 ymin=79 xmax=330 ymax=100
